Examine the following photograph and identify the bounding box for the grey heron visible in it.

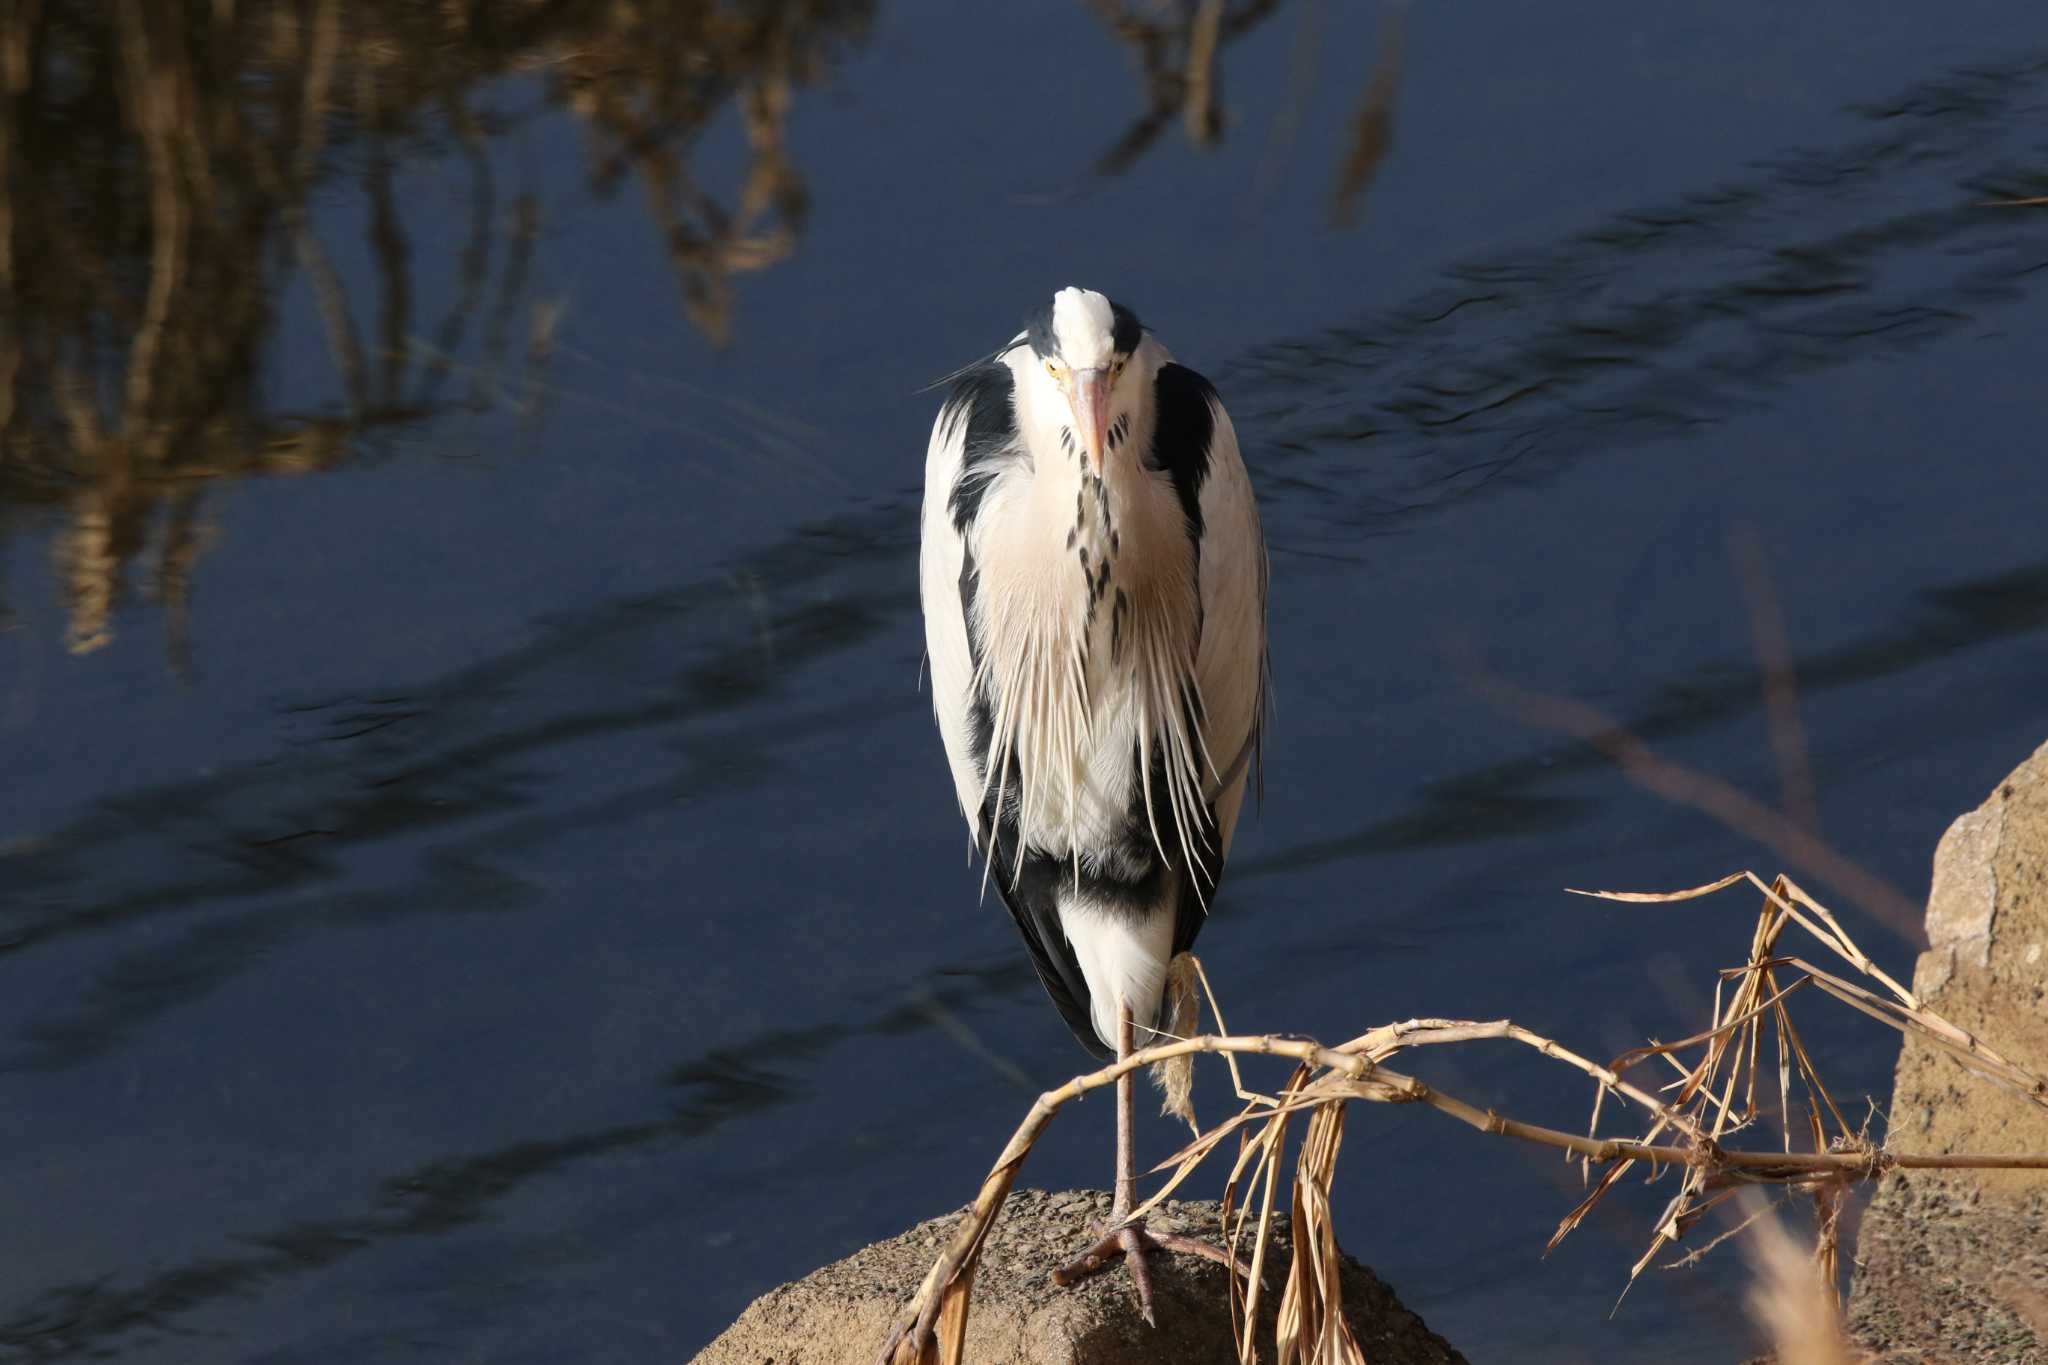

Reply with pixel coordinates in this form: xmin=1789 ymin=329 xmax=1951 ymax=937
xmin=919 ymin=286 xmax=1268 ymax=1318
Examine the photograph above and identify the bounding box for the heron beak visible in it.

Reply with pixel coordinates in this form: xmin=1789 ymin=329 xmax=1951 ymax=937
xmin=1068 ymin=367 xmax=1112 ymax=479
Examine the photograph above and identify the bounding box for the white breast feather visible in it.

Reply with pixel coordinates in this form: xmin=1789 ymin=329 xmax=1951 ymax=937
xmin=966 ymin=369 xmax=1213 ymax=899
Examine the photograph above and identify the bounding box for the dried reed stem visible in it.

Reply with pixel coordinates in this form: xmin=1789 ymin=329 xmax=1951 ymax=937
xmin=876 ymin=869 xmax=2048 ymax=1365
xmin=875 ymin=1030 xmax=2044 ymax=1364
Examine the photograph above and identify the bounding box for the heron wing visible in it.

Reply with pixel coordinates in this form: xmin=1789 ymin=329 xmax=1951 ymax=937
xmin=1190 ymin=385 xmax=1269 ymax=860
xmin=1148 ymin=364 xmax=1269 ymax=957
xmin=919 ymin=362 xmax=1015 ymax=834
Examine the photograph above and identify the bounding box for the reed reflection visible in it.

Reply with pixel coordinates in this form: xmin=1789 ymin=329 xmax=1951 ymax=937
xmin=0 ymin=0 xmax=1404 ymax=663
xmin=1084 ymin=0 xmax=1283 ymax=171
xmin=1079 ymin=0 xmax=1399 ymax=219
xmin=0 ymin=0 xmax=873 ymax=660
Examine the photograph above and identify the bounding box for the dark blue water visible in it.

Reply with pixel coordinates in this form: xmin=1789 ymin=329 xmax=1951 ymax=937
xmin=3 ymin=3 xmax=2046 ymax=1361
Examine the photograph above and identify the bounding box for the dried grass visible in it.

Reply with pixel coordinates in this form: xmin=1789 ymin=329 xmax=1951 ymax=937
xmin=873 ymin=873 xmax=2048 ymax=1365
xmin=1740 ymin=1191 xmax=1866 ymax=1365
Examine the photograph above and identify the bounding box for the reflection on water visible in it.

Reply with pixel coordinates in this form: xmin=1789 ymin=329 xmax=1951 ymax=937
xmin=0 ymin=0 xmax=1403 ymax=663
xmin=1082 ymin=0 xmax=1282 ymax=173
xmin=549 ymin=0 xmax=876 ymax=340
xmin=0 ymin=0 xmax=873 ymax=659
xmin=1058 ymin=0 xmax=1401 ymax=221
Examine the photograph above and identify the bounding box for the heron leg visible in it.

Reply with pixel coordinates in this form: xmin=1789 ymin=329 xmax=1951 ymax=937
xmin=1112 ymin=1000 xmax=1159 ymax=1324
xmin=1050 ymin=999 xmax=1196 ymax=1324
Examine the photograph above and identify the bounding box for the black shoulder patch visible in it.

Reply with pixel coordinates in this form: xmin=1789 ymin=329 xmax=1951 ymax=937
xmin=1023 ymin=299 xmax=1058 ymax=359
xmin=1149 ymin=362 xmax=1217 ymax=543
xmin=1109 ymin=300 xmax=1143 ymax=356
xmin=944 ymin=363 xmax=1017 ymax=534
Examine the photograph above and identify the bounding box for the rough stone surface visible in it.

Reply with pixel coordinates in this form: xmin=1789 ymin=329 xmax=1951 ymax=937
xmin=1848 ymin=739 xmax=2048 ymax=1364
xmin=693 ymin=1188 xmax=1466 ymax=1364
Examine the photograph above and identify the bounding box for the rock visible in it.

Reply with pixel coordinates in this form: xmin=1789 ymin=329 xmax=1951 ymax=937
xmin=1847 ymin=739 xmax=2048 ymax=1363
xmin=693 ymin=1189 xmax=1466 ymax=1364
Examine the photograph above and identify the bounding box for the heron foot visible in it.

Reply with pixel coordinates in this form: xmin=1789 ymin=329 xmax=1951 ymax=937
xmin=1050 ymin=1220 xmax=1159 ymax=1325
xmin=1049 ymin=1217 xmax=1251 ymax=1326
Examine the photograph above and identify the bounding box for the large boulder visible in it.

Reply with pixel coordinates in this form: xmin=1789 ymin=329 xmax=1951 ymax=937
xmin=693 ymin=1188 xmax=1465 ymax=1364
xmin=1848 ymin=739 xmax=2048 ymax=1362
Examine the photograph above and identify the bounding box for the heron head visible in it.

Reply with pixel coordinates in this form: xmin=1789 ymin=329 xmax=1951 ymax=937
xmin=1026 ymin=287 xmax=1143 ymax=480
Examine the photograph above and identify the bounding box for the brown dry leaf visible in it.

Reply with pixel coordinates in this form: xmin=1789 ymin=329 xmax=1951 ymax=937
xmin=931 ymin=1273 xmax=972 ymax=1365
xmin=1276 ymin=1099 xmax=1365 ymax=1364
xmin=1568 ymin=872 xmax=1751 ymax=903
xmin=1229 ymin=1066 xmax=1305 ymax=1363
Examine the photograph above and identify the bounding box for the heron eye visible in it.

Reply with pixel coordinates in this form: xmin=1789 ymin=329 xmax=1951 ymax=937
xmin=1044 ymin=359 xmax=1061 ymax=378
xmin=1111 ymin=359 xmax=1126 ymax=382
